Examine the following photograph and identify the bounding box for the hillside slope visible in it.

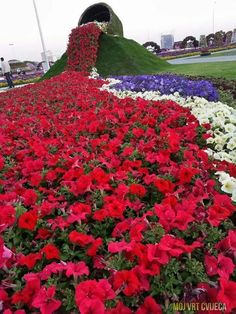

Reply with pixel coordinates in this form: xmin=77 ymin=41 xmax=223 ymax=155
xmin=96 ymin=34 xmax=170 ymax=76
xmin=41 ymin=34 xmax=170 ymax=80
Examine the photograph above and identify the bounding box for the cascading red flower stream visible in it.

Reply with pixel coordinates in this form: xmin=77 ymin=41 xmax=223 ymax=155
xmin=67 ymin=23 xmax=102 ymax=72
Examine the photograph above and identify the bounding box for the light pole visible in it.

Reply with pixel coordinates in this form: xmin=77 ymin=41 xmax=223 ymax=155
xmin=212 ymin=1 xmax=216 ymax=34
xmin=32 ymin=0 xmax=50 ymax=72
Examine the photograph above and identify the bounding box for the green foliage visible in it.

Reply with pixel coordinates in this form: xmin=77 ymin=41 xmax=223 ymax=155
xmin=150 ymin=257 xmax=208 ymax=303
xmin=151 ymin=259 xmax=183 ymax=298
xmin=90 ymin=219 xmax=116 ymax=240
xmin=143 ymin=223 xmax=165 ymax=244
xmin=107 ymin=253 xmax=135 ymax=270
xmin=218 ymin=89 xmax=236 ymax=109
xmin=195 ymin=126 xmax=207 ymax=148
xmin=61 ymin=288 xmax=77 ymax=312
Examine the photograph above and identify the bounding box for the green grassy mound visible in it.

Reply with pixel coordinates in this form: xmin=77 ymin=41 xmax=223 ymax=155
xmin=96 ymin=34 xmax=170 ymax=76
xmin=41 ymin=34 xmax=170 ymax=80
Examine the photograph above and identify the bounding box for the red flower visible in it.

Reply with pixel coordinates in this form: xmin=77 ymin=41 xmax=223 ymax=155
xmin=87 ymin=237 xmax=103 ymax=256
xmin=68 ymin=230 xmax=93 ymax=246
xmin=0 ymin=155 xmax=4 ymax=170
xmin=207 ymin=205 xmax=231 ymax=227
xmin=67 ymin=203 xmax=91 ymax=223
xmin=91 ymin=167 xmax=110 ymax=185
xmin=105 ymin=197 xmax=126 ymax=219
xmin=70 ymin=174 xmax=92 ymax=196
xmin=19 ymin=252 xmax=42 ymax=269
xmin=4 ymin=310 xmax=26 ymax=314
xmin=154 ymin=200 xmax=194 ymax=231
xmin=0 ymin=205 xmax=15 ymax=232
xmin=217 ymin=279 xmax=236 ymax=312
xmin=204 ymin=254 xmax=234 ymax=280
xmin=65 ymin=261 xmax=89 ymax=279
xmin=75 ymin=279 xmax=115 ymax=313
xmin=35 ymin=228 xmax=52 ymax=240
xmin=153 ymin=177 xmax=174 ymax=194
xmin=132 ymin=127 xmax=145 ymax=138
xmin=0 ymin=288 xmax=8 ymax=302
xmin=113 ymin=270 xmax=140 ymax=296
xmin=12 ymin=274 xmax=40 ymax=306
xmin=147 ymin=244 xmax=170 ymax=265
xmin=22 ymin=189 xmax=38 ymax=206
xmin=179 ymin=167 xmax=199 ymax=184
xmin=18 ymin=210 xmax=38 ymax=231
xmin=108 ymin=239 xmax=135 ymax=253
xmin=29 ymin=172 xmax=42 ymax=187
xmin=39 ymin=262 xmax=65 ymax=280
xmin=136 ymin=296 xmax=162 ymax=314
xmin=32 ymin=286 xmax=61 ymax=314
xmin=216 ymin=230 xmax=236 ymax=256
xmin=158 ymin=235 xmax=202 ymax=257
xmin=129 ymin=183 xmax=146 ymax=198
xmin=41 ymin=243 xmax=60 ymax=260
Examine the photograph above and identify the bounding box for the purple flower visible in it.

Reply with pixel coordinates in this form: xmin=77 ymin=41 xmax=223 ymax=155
xmin=110 ymin=74 xmax=218 ymax=101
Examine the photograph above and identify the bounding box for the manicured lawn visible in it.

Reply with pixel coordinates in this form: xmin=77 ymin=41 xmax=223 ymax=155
xmin=208 ymin=48 xmax=236 ymax=57
xmin=162 ymin=61 xmax=236 ymax=80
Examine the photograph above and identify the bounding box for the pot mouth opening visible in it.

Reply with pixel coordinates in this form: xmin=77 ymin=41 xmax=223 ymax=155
xmin=79 ymin=4 xmax=111 ymax=25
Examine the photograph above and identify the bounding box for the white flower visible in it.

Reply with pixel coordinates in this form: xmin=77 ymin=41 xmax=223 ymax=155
xmin=229 ymin=115 xmax=236 ymax=124
xmin=206 ymin=137 xmax=214 ymax=144
xmin=224 ymin=123 xmax=236 ymax=133
xmin=232 ymin=188 xmax=236 ymax=202
xmin=215 ymin=144 xmax=224 ymax=151
xmin=227 ymin=138 xmax=236 ymax=150
xmin=221 ymin=178 xmax=236 ymax=194
xmin=215 ymin=171 xmax=231 ymax=182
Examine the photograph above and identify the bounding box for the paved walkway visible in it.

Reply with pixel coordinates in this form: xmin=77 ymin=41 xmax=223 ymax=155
xmin=168 ymin=55 xmax=236 ymax=64
xmin=0 ymin=83 xmax=31 ymax=93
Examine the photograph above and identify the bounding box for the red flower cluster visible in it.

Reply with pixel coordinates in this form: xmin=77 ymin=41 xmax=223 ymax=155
xmin=67 ymin=23 xmax=102 ymax=72
xmin=0 ymin=71 xmax=235 ymax=313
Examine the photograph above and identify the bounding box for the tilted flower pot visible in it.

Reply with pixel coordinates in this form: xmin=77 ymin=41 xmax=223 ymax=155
xmin=78 ymin=2 xmax=123 ymax=37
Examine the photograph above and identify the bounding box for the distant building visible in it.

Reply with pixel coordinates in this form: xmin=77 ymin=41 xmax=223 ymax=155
xmin=161 ymin=34 xmax=174 ymax=49
xmin=231 ymin=29 xmax=236 ymax=43
xmin=199 ymin=35 xmax=207 ymax=48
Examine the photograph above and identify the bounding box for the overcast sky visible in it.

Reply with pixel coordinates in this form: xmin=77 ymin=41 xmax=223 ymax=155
xmin=1 ymin=0 xmax=236 ymax=61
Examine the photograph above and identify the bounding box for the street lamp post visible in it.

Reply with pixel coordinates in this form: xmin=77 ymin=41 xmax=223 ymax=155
xmin=212 ymin=1 xmax=216 ymax=34
xmin=32 ymin=0 xmax=50 ymax=72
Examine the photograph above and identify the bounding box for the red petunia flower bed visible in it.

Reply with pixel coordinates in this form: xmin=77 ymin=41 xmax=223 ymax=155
xmin=0 ymin=72 xmax=236 ymax=314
